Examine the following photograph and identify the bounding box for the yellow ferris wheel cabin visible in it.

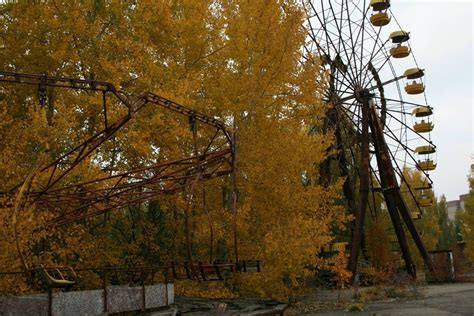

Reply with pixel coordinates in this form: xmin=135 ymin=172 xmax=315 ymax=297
xmin=390 ymin=30 xmax=410 ymax=43
xmin=369 ymin=0 xmax=391 ymax=26
xmin=418 ymin=196 xmax=433 ymax=207
xmin=412 ymin=106 xmax=432 ymax=117
xmin=404 ymin=68 xmax=424 ymax=80
xmin=417 ymin=159 xmax=436 ymax=171
xmin=370 ymin=0 xmax=391 ymax=11
xmin=411 ymin=211 xmax=422 ymax=220
xmin=370 ymin=12 xmax=391 ymax=27
xmin=415 ymin=182 xmax=432 ymax=190
xmin=404 ymin=68 xmax=425 ymax=95
xmin=415 ymin=145 xmax=436 ymax=155
xmin=405 ymin=83 xmax=425 ymax=95
xmin=389 ymin=31 xmax=410 ymax=58
xmin=414 ymin=121 xmax=434 ymax=133
xmin=390 ymin=46 xmax=410 ymax=58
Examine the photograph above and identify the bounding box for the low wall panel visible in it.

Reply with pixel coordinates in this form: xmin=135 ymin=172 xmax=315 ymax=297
xmin=106 ymin=285 xmax=143 ymax=313
xmin=0 ymin=294 xmax=48 ymax=316
xmin=167 ymin=283 xmax=174 ymax=305
xmin=52 ymin=289 xmax=103 ymax=316
xmin=0 ymin=283 xmax=173 ymax=315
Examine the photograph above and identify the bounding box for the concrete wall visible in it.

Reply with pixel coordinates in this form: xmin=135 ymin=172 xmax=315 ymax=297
xmin=0 ymin=283 xmax=174 ymax=316
xmin=52 ymin=290 xmax=104 ymax=316
xmin=145 ymin=284 xmax=174 ymax=309
xmin=0 ymin=294 xmax=48 ymax=316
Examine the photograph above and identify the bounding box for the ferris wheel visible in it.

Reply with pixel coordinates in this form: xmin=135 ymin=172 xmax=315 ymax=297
xmin=302 ymin=0 xmax=436 ymax=279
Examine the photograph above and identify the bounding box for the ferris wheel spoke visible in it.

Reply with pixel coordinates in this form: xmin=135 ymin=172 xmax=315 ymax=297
xmin=344 ymin=0 xmax=370 ymax=84
xmin=360 ymin=24 xmax=383 ymax=85
xmin=326 ymin=0 xmax=360 ymax=86
xmin=332 ymin=79 xmax=356 ymax=100
xmin=305 ymin=18 xmax=329 ymax=59
xmin=338 ymin=103 xmax=365 ymax=137
xmin=310 ymin=2 xmax=341 ymax=61
xmin=305 ymin=52 xmax=356 ymax=98
xmin=377 ymin=139 xmax=424 ymax=214
xmin=377 ymin=103 xmax=435 ymax=145
xmin=368 ymin=74 xmax=406 ymax=92
xmin=350 ymin=2 xmax=392 ymax=87
xmin=361 ymin=40 xmax=391 ymax=86
xmin=382 ymin=121 xmax=433 ymax=182
xmin=331 ymin=71 xmax=357 ymax=93
xmin=379 ymin=112 xmax=409 ymax=151
xmin=375 ymin=96 xmax=429 ymax=108
xmin=310 ymin=1 xmax=360 ymax=88
xmin=305 ymin=5 xmax=333 ymax=63
xmin=357 ymin=0 xmax=368 ymax=86
xmin=344 ymin=0 xmax=359 ymax=82
xmin=370 ymin=53 xmax=393 ymax=82
xmin=304 ymin=32 xmax=358 ymax=92
xmin=340 ymin=101 xmax=363 ymax=128
xmin=383 ymin=108 xmax=411 ymax=116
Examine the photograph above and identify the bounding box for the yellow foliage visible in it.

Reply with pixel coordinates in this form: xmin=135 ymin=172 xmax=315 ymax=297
xmin=174 ymin=280 xmax=237 ymax=299
xmin=0 ymin=0 xmax=349 ymax=300
xmin=401 ymin=168 xmax=441 ymax=269
xmin=330 ymin=250 xmax=352 ymax=289
xmin=460 ymin=178 xmax=474 ymax=262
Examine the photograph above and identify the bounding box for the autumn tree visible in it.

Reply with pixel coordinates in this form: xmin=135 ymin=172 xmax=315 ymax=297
xmin=399 ymin=168 xmax=440 ymax=269
xmin=188 ymin=0 xmax=349 ymax=299
xmin=459 ymin=177 xmax=474 ymax=262
xmin=0 ymin=0 xmax=347 ymax=300
xmin=437 ymin=195 xmax=456 ymax=250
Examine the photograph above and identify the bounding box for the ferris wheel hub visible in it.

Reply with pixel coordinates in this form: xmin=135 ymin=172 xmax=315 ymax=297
xmin=354 ymin=87 xmax=372 ymax=103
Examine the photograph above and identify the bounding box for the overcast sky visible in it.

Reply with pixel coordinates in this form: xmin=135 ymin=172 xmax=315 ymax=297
xmin=391 ymin=0 xmax=473 ymax=201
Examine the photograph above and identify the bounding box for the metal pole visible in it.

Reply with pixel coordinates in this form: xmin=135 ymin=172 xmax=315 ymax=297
xmin=231 ymin=130 xmax=239 ymax=264
xmin=102 ymin=270 xmax=108 ymax=313
xmin=393 ymin=193 xmax=434 ymax=273
xmin=48 ymin=288 xmax=52 ymax=316
xmin=348 ymin=95 xmax=370 ymax=281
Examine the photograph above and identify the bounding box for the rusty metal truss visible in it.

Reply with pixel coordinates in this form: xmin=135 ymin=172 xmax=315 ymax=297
xmin=0 ymin=72 xmax=235 ymax=229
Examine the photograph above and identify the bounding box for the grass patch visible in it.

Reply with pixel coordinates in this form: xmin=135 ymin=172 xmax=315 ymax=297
xmin=347 ymin=303 xmax=363 ymax=312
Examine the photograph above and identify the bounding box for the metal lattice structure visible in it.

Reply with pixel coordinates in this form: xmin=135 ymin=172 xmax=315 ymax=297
xmin=0 ymin=71 xmax=240 ymax=284
xmin=1 ymin=72 xmax=234 ymax=227
xmin=302 ymin=0 xmax=436 ymax=280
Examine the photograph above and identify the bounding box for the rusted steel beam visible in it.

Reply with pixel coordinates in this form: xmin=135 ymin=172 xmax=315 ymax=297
xmin=143 ymin=92 xmax=227 ymax=132
xmin=0 ymin=71 xmax=117 ymax=93
xmin=1 ymin=71 xmax=235 ymax=230
xmin=368 ymin=100 xmax=432 ymax=277
xmin=369 ymin=102 xmax=415 ymax=277
xmin=34 ymin=149 xmax=232 ymax=228
xmin=333 ymin=109 xmax=358 ymax=219
xmin=348 ymin=95 xmax=370 ymax=281
xmin=319 ymin=106 xmax=338 ymax=186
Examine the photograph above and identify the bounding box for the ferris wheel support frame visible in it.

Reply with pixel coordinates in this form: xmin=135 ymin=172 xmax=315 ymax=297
xmin=346 ymin=93 xmax=434 ymax=281
xmin=347 ymin=90 xmax=370 ymax=281
xmin=368 ymin=99 xmax=433 ymax=274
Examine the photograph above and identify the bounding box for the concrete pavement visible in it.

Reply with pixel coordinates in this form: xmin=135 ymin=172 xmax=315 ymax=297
xmin=306 ymin=282 xmax=474 ymax=316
